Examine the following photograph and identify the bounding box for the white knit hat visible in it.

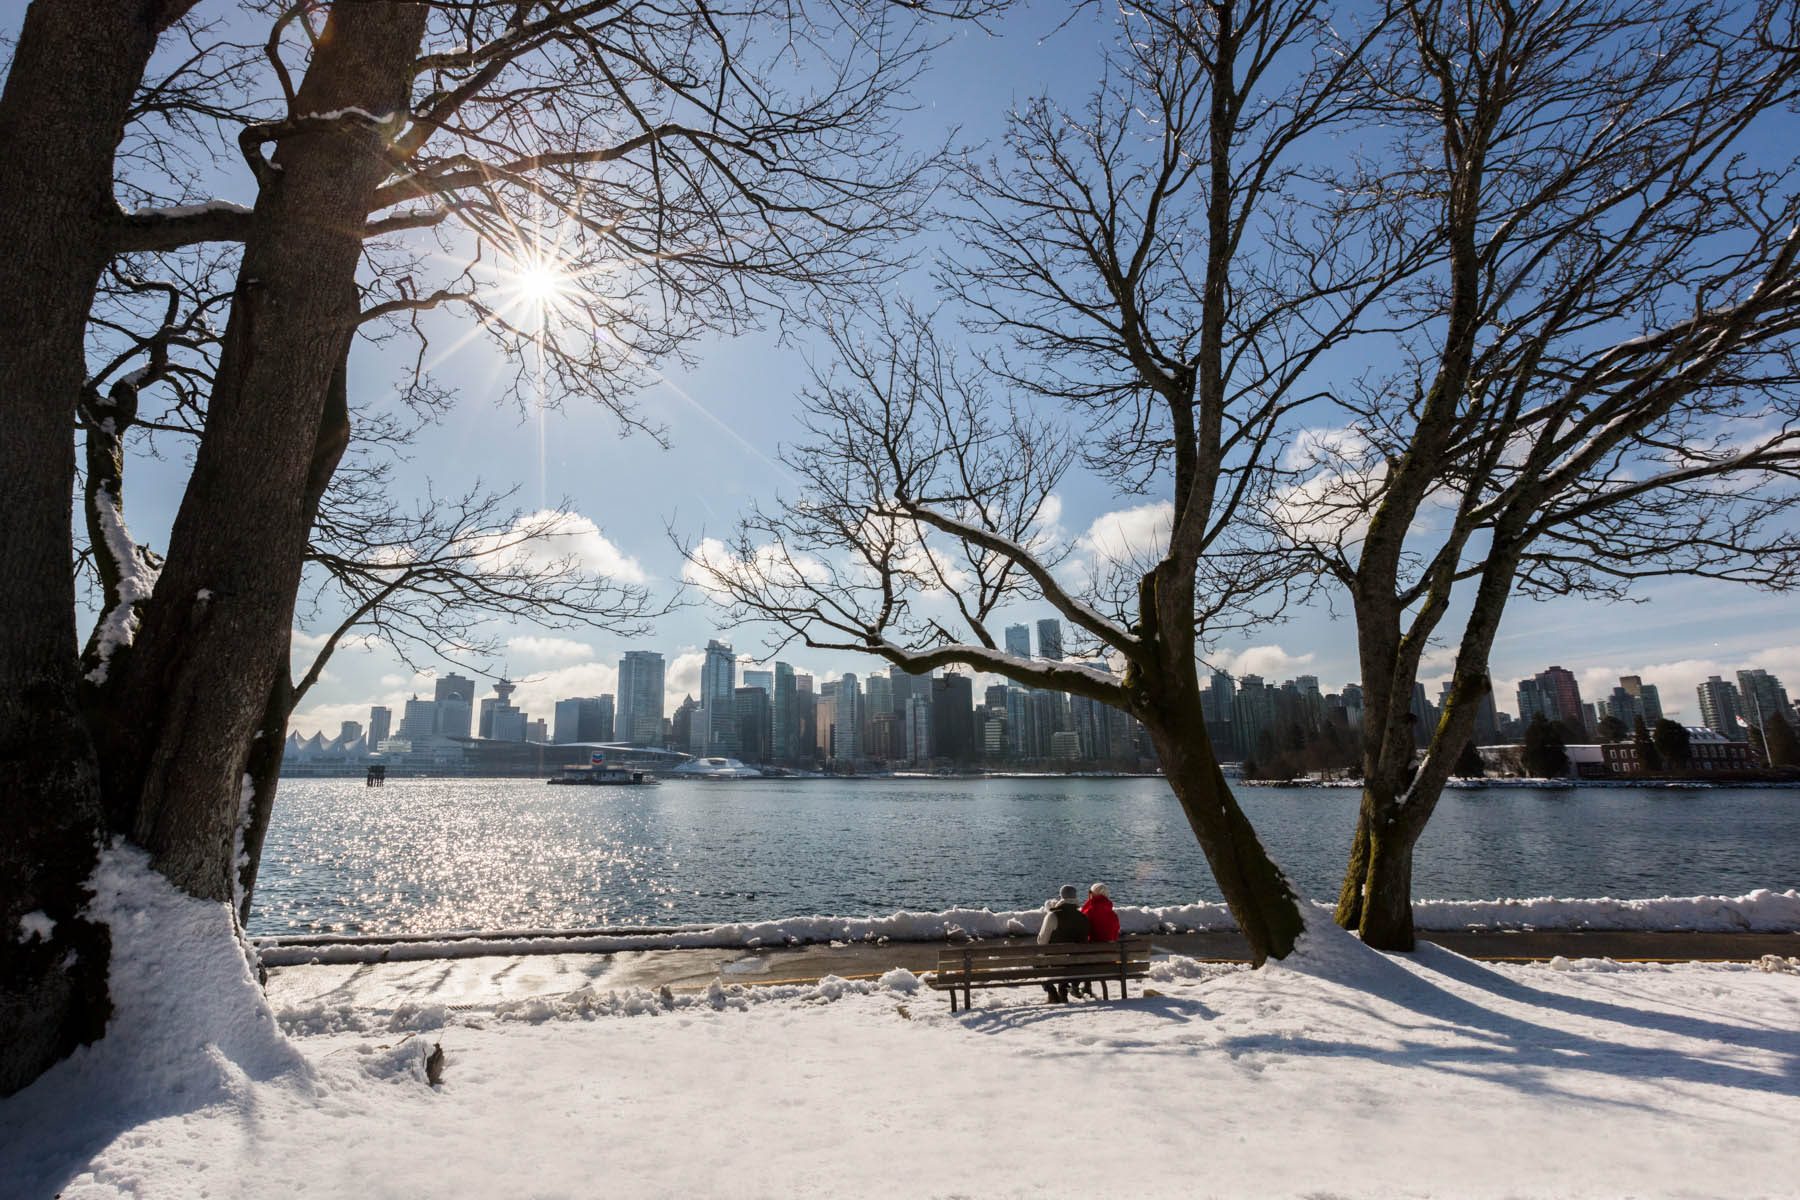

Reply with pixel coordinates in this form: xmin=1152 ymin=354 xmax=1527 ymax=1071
xmin=1089 ymin=882 xmax=1109 ymax=898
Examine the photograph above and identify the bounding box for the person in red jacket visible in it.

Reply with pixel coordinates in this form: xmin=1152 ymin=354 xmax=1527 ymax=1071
xmin=1082 ymin=882 xmax=1121 ymax=942
xmin=1073 ymin=883 xmax=1121 ymax=998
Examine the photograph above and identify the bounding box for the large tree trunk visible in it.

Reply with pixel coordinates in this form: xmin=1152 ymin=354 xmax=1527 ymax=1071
xmin=0 ymin=0 xmax=190 ymax=1096
xmin=1335 ymin=774 xmax=1421 ymax=951
xmin=238 ymin=356 xmax=352 ymax=925
xmin=1147 ymin=705 xmax=1304 ymax=965
xmin=96 ymin=3 xmax=428 ymax=902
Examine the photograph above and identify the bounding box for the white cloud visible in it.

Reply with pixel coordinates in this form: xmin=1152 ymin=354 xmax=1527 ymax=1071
xmin=506 ymin=634 xmax=596 ymax=663
xmin=510 ymin=660 xmax=621 ymax=725
xmin=1565 ymin=646 xmax=1800 ymax=722
xmin=479 ymin=509 xmax=648 ymax=584
xmin=1217 ymin=644 xmax=1317 ymax=680
xmin=1063 ymin=502 xmax=1174 ymax=590
xmin=664 ymin=648 xmax=707 ymax=710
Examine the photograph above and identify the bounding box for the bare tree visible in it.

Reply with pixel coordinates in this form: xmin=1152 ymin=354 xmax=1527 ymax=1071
xmin=686 ymin=1 xmax=1419 ymax=964
xmin=1270 ymin=0 xmax=1800 ymax=950
xmin=3 ymin=0 xmax=994 ymax=1092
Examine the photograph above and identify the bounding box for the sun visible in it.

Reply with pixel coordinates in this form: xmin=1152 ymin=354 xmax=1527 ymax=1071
xmin=514 ymin=261 xmax=569 ymax=309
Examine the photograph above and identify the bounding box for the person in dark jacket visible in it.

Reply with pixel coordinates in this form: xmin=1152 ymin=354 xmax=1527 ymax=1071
xmin=1037 ymin=884 xmax=1090 ymax=1002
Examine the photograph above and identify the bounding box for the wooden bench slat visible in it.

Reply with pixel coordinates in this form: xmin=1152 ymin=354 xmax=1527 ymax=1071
xmin=932 ymin=937 xmax=1153 ymax=965
xmin=926 ymin=963 xmax=1152 ymax=989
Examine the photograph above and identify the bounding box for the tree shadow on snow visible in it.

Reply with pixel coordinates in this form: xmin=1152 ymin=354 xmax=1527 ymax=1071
xmin=1210 ymin=948 xmax=1797 ymax=1112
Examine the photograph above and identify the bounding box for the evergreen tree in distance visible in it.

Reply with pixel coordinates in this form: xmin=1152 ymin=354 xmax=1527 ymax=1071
xmin=1653 ymin=719 xmax=1693 ymax=770
xmin=1453 ymin=741 xmax=1486 ymax=779
xmin=1522 ymin=715 xmax=1570 ymax=779
xmin=1760 ymin=712 xmax=1800 ymax=768
xmin=1633 ymin=716 xmax=1663 ymax=773
xmin=1596 ymin=715 xmax=1629 ymax=743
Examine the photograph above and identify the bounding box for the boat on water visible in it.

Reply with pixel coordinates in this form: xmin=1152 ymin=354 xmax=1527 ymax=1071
xmin=548 ymin=751 xmax=656 ymax=786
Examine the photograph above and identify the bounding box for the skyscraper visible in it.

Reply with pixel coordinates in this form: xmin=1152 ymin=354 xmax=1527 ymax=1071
xmin=553 ymin=696 xmax=613 ymax=743
xmin=1697 ymin=675 xmax=1746 ymax=740
xmin=930 ymin=673 xmax=975 ymax=763
xmin=616 ymin=650 xmax=665 ymax=746
xmin=368 ymin=705 xmax=392 ymax=746
xmin=735 ymin=686 xmax=771 ymax=763
xmin=694 ymin=639 xmax=738 ymax=754
xmin=397 ymin=696 xmax=436 ymax=739
xmin=1536 ymin=666 xmax=1584 ymax=730
xmin=1736 ymin=669 xmax=1792 ymax=731
xmin=742 ymin=668 xmax=773 ymax=693
xmin=1004 ymin=623 xmax=1032 ymax=658
xmin=1619 ymin=675 xmax=1665 ymax=724
xmin=1036 ymin=618 xmax=1064 ymax=661
xmin=772 ymin=662 xmax=797 ymax=763
xmin=434 ymin=673 xmax=476 ymax=738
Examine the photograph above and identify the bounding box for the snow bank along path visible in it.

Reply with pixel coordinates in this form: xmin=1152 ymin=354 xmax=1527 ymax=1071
xmin=3 ymin=848 xmax=1799 ymax=1198
xmin=255 ymin=888 xmax=1800 ymax=965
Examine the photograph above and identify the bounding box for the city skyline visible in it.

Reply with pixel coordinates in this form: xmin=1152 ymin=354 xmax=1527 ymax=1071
xmin=287 ymin=609 xmax=1800 ymax=748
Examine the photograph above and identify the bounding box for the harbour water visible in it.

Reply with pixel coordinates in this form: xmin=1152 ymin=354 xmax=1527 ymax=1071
xmin=249 ymin=776 xmax=1800 ymax=937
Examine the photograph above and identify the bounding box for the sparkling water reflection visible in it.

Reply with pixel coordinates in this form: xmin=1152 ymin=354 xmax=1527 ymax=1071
xmin=249 ymin=776 xmax=1800 ymax=936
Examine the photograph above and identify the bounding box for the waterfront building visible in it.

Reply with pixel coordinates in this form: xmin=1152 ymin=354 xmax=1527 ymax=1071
xmin=616 ymin=650 xmax=665 ymax=746
xmin=479 ymin=679 xmax=527 ymax=742
xmin=1004 ymin=623 xmax=1032 ymax=658
xmin=1696 ymin=675 xmax=1747 ymax=740
xmin=398 ymin=695 xmax=437 ymax=739
xmin=434 ymin=673 xmax=476 ymax=739
xmin=367 ymin=705 xmax=392 ymax=746
xmin=553 ymin=695 xmax=613 ymax=743
xmin=1049 ymin=729 xmax=1082 ymax=761
xmin=525 ymin=717 xmax=548 ymax=743
xmin=1036 ymin=618 xmax=1064 ymax=661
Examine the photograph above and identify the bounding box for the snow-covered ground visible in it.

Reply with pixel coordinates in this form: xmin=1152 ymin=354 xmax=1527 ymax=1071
xmin=5 ymin=849 xmax=1799 ymax=1199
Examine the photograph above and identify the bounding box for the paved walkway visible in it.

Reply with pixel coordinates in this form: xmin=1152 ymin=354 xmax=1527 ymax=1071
xmin=265 ymin=930 xmax=1798 ymax=1017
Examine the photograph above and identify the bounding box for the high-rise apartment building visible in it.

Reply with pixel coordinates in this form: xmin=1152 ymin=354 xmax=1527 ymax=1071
xmin=1619 ymin=675 xmax=1664 ymax=724
xmin=1696 ymin=675 xmax=1746 ymax=740
xmin=368 ymin=705 xmax=392 ymax=746
xmin=616 ymin=650 xmax=665 ymax=746
xmin=1735 ymin=669 xmax=1792 ymax=731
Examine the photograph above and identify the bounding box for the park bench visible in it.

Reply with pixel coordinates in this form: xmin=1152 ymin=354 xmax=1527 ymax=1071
xmin=928 ymin=936 xmax=1154 ymax=1012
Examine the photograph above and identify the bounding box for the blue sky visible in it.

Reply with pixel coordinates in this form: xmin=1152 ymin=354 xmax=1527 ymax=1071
xmin=17 ymin=0 xmax=1792 ymax=733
